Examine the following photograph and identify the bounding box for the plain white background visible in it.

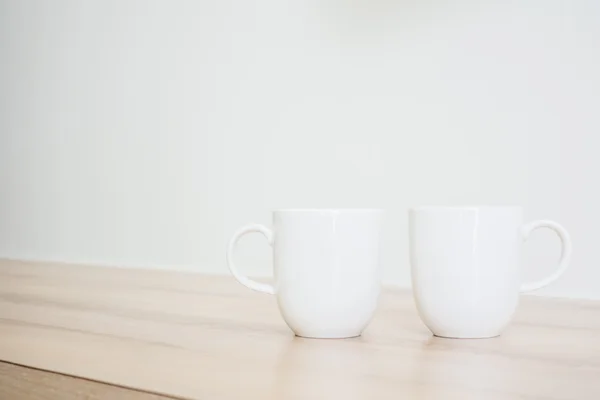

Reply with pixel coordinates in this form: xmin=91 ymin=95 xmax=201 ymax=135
xmin=1 ymin=0 xmax=599 ymax=298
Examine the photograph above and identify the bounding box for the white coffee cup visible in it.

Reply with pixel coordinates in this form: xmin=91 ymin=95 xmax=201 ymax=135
xmin=409 ymin=206 xmax=572 ymax=339
xmin=227 ymin=209 xmax=384 ymax=339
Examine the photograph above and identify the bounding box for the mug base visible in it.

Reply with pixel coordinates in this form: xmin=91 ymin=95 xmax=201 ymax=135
xmin=294 ymin=332 xmax=362 ymax=339
xmin=433 ymin=332 xmax=501 ymax=339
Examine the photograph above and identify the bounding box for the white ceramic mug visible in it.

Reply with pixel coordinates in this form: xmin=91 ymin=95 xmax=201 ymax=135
xmin=227 ymin=209 xmax=384 ymax=338
xmin=409 ymin=206 xmax=572 ymax=339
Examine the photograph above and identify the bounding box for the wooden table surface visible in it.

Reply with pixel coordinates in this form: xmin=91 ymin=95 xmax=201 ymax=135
xmin=0 ymin=259 xmax=599 ymax=399
xmin=0 ymin=361 xmax=173 ymax=399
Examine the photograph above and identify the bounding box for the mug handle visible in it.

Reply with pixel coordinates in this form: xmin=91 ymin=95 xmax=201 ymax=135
xmin=226 ymin=224 xmax=275 ymax=295
xmin=520 ymin=220 xmax=572 ymax=293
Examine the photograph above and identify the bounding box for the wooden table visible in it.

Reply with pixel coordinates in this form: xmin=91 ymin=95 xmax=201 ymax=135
xmin=0 ymin=259 xmax=599 ymax=399
xmin=0 ymin=362 xmax=172 ymax=399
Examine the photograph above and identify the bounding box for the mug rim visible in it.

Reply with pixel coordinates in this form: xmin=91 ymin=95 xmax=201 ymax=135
xmin=410 ymin=205 xmax=522 ymax=211
xmin=273 ymin=208 xmax=384 ymax=213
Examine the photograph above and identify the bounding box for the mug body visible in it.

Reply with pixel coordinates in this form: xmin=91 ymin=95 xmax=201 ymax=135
xmin=273 ymin=209 xmax=383 ymax=338
xmin=409 ymin=206 xmax=523 ymax=338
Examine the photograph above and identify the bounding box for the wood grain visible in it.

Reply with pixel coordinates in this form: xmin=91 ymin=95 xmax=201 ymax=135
xmin=0 ymin=258 xmax=599 ymax=400
xmin=0 ymin=361 xmax=173 ymax=399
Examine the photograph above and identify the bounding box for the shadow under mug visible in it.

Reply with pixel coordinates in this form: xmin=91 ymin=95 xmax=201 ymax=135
xmin=409 ymin=206 xmax=572 ymax=339
xmin=227 ymin=209 xmax=384 ymax=339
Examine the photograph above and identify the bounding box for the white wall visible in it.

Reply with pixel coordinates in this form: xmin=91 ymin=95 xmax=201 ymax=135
xmin=1 ymin=0 xmax=599 ymax=298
